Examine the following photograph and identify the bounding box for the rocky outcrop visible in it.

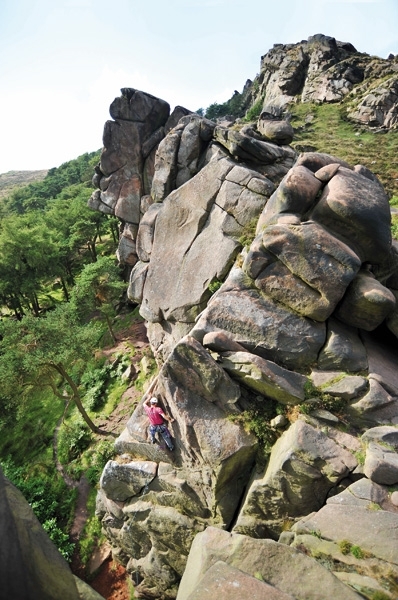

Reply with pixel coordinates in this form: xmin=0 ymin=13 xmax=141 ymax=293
xmin=250 ymin=34 xmax=398 ymax=129
xmin=176 ymin=527 xmax=363 ymax=600
xmin=91 ymin=39 xmax=398 ymax=600
xmin=0 ymin=466 xmax=103 ymax=600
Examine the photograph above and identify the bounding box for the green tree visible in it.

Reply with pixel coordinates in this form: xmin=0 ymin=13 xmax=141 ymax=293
xmin=70 ymin=256 xmax=125 ymax=343
xmin=3 ymin=150 xmax=101 ymax=215
xmin=0 ymin=212 xmax=61 ymax=316
xmin=0 ymin=304 xmax=110 ymax=435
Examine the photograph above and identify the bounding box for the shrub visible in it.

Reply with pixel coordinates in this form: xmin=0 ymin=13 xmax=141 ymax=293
xmin=81 ymin=364 xmax=113 ymax=411
xmin=350 ymin=544 xmax=366 ymax=559
xmin=208 ymin=279 xmax=223 ymax=294
xmin=339 ymin=539 xmax=352 ymax=555
xmin=244 ymin=99 xmax=263 ymax=122
xmin=85 ymin=439 xmax=115 ymax=487
xmin=42 ymin=518 xmax=75 ymax=561
xmin=58 ymin=420 xmax=92 ymax=465
xmin=229 ymin=397 xmax=281 ymax=453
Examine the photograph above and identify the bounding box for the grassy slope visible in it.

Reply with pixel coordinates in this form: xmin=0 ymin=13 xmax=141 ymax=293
xmin=289 ymin=103 xmax=398 ymax=198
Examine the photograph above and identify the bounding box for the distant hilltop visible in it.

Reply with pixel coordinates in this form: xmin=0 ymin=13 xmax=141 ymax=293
xmin=0 ymin=169 xmax=48 ymax=199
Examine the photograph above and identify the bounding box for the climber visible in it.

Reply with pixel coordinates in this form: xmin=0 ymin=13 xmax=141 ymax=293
xmin=143 ymin=396 xmax=175 ymax=451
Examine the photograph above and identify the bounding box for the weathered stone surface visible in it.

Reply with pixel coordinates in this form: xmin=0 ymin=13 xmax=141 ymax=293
xmin=314 ymin=162 xmax=340 ymax=182
xmin=135 ymin=202 xmax=162 ymax=262
xmin=336 ymin=270 xmax=396 ymax=330
xmin=348 ymin=75 xmax=398 ymax=128
xmin=347 ymin=378 xmax=398 ymax=428
xmin=110 ymin=88 xmax=170 ymax=128
xmin=308 ymin=408 xmax=339 ymax=423
xmin=233 ymin=420 xmax=357 ymax=538
xmin=213 ymin=126 xmax=296 ymax=165
xmin=0 ymin=467 xmax=85 ymax=600
xmin=292 ymin=503 xmax=398 ymax=565
xmin=257 ymin=118 xmax=294 ymax=146
xmin=364 ymin=443 xmax=398 ymax=485
xmin=259 ymin=43 xmax=309 ymax=110
xmin=119 ymin=337 xmax=257 ymax=525
xmin=317 ymin=318 xmax=368 ymax=372
xmin=316 ymin=374 xmax=368 ymax=400
xmin=202 ymin=331 xmax=247 ymax=353
xmin=333 ymin=572 xmax=392 ymax=600
xmin=177 ymin=527 xmax=362 ymax=600
xmin=185 ymin=560 xmax=295 ymax=600
xmin=287 ymin=529 xmax=398 ymax=600
xmin=362 ymin=425 xmax=398 ymax=449
xmin=386 ymin=289 xmax=398 ymax=339
xmin=295 ymin=151 xmax=351 ymax=173
xmin=310 ymin=369 xmax=368 ymax=400
xmin=151 ymin=124 xmax=184 ymax=203
xmin=327 ymin=478 xmax=389 ymax=508
xmin=310 ymin=167 xmax=392 ymax=263
xmin=116 ymin=230 xmax=138 ymax=267
xmin=176 ymin=116 xmax=216 ymax=187
xmin=192 ymin=267 xmax=326 ymax=370
xmin=219 ymin=351 xmax=307 ymax=404
xmin=114 ymin=500 xmax=203 ymax=600
xmin=127 ymin=261 xmax=148 ymax=304
xmin=100 ymin=460 xmax=157 ymax=502
xmin=363 ymin=333 xmax=398 ymax=396
xmin=140 ymin=156 xmax=276 ymax=325
xmin=90 ymin=88 xmax=171 ymax=234
xmin=253 ymin=221 xmax=361 ymax=321
xmin=257 ymin=165 xmax=322 ymax=227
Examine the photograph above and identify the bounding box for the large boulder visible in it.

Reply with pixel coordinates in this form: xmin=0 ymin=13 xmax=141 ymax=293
xmin=310 ymin=167 xmax=391 ymax=264
xmin=291 ymin=502 xmax=398 ymax=566
xmin=192 ymin=266 xmax=326 ymax=370
xmin=233 ymin=420 xmax=357 ymax=538
xmin=218 ymin=351 xmax=308 ymax=403
xmin=0 ymin=467 xmax=101 ymax=600
xmin=249 ymin=221 xmax=361 ymax=321
xmin=176 ymin=527 xmax=362 ymax=600
xmin=100 ymin=460 xmax=157 ymax=502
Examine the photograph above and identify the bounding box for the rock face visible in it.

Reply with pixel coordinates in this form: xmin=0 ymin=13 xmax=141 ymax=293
xmin=91 ymin=36 xmax=398 ymax=600
xmin=250 ymin=34 xmax=398 ymax=129
xmin=0 ymin=466 xmax=103 ymax=600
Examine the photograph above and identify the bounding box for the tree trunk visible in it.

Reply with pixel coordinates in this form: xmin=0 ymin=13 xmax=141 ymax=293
xmin=88 ymin=234 xmax=98 ymax=262
xmin=60 ymin=277 xmax=69 ymax=302
xmin=51 ymin=362 xmax=110 ymax=436
xmin=104 ymin=313 xmax=117 ymax=344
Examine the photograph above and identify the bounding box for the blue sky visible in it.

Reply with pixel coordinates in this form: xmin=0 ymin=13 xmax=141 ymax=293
xmin=0 ymin=0 xmax=397 ymax=173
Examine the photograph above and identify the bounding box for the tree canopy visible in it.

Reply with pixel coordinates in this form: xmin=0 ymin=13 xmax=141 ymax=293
xmin=0 ymin=303 xmax=108 ymax=434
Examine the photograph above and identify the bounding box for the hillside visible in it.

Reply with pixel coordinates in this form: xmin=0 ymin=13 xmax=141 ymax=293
xmin=0 ymin=169 xmax=48 ymax=199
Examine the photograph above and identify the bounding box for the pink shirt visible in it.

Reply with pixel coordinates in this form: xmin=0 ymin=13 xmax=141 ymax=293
xmin=144 ymin=404 xmax=165 ymax=426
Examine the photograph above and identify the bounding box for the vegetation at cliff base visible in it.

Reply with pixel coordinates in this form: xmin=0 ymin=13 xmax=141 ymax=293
xmin=0 ymin=150 xmax=137 ymax=564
